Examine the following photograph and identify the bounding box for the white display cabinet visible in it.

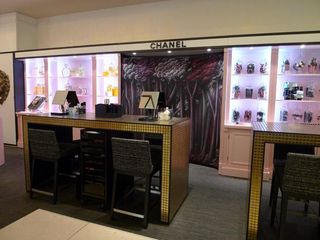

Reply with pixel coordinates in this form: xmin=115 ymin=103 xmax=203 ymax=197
xmin=22 ymin=53 xmax=120 ymax=113
xmin=227 ymin=46 xmax=272 ymax=125
xmin=24 ymin=58 xmax=48 ymax=112
xmin=220 ymin=45 xmax=320 ymax=179
xmin=220 ymin=47 xmax=274 ymax=179
xmin=16 ymin=53 xmax=120 ymax=148
xmin=275 ymin=45 xmax=320 ymax=124
xmin=95 ymin=54 xmax=120 ymax=105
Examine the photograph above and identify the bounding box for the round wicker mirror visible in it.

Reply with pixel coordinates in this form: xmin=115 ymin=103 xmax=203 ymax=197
xmin=0 ymin=70 xmax=10 ymax=105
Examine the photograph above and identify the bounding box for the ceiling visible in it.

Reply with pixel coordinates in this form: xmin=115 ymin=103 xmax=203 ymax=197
xmin=0 ymin=0 xmax=167 ymax=18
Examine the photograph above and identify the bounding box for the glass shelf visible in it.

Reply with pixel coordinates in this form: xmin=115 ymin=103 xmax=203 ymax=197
xmin=231 ymin=98 xmax=268 ymax=101
xmin=25 ymin=76 xmax=45 ymax=78
xmin=232 ymin=73 xmax=270 ymax=77
xmin=277 ymin=73 xmax=320 ymax=77
xmin=276 ymin=99 xmax=320 ymax=103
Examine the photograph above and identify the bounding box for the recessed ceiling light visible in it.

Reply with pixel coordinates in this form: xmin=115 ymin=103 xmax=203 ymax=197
xmin=300 ymin=44 xmax=306 ymax=49
xmin=167 ymin=50 xmax=172 ymax=54
xmin=207 ymin=48 xmax=212 ymax=52
xmin=132 ymin=52 xmax=137 ymax=55
xmin=249 ymin=47 xmax=254 ymax=50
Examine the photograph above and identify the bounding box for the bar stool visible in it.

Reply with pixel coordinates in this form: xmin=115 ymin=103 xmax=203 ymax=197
xmin=110 ymin=137 xmax=161 ymax=228
xmin=28 ymin=128 xmax=80 ymax=204
xmin=270 ymin=143 xmax=314 ymax=226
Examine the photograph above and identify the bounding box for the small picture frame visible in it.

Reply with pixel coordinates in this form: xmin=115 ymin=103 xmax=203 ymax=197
xmin=28 ymin=96 xmax=46 ymax=110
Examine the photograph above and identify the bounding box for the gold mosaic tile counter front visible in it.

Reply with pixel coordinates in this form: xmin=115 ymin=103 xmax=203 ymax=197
xmin=248 ymin=122 xmax=320 ymax=240
xmin=21 ymin=113 xmax=190 ymax=224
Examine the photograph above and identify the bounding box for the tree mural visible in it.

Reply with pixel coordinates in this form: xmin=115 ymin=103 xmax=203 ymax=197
xmin=121 ymin=53 xmax=223 ymax=167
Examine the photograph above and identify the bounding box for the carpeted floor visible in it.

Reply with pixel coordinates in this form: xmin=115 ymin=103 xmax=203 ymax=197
xmin=1 ymin=145 xmax=319 ymax=239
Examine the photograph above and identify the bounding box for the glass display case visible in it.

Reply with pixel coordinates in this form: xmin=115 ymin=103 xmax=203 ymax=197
xmin=24 ymin=58 xmax=48 ymax=112
xmin=22 ymin=53 xmax=120 ymax=113
xmin=227 ymin=46 xmax=272 ymax=125
xmin=95 ymin=54 xmax=120 ymax=105
xmin=275 ymin=45 xmax=320 ymax=124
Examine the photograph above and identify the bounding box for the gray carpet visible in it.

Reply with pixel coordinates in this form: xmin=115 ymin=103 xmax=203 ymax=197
xmin=3 ymin=145 xmax=318 ymax=239
xmin=0 ymin=145 xmax=248 ymax=240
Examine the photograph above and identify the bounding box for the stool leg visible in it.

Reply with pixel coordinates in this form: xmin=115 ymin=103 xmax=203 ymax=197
xmin=110 ymin=171 xmax=118 ymax=219
xmin=30 ymin=158 xmax=36 ymax=199
xmin=269 ymin=171 xmax=276 ymax=206
xmin=53 ymin=161 xmax=58 ymax=204
xmin=279 ymin=194 xmax=288 ymax=240
xmin=143 ymin=175 xmax=151 ymax=228
xmin=304 ymin=200 xmax=309 ymax=216
xmin=270 ymin=174 xmax=279 ymax=226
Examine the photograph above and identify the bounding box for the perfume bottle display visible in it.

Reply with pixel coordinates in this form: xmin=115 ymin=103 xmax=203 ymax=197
xmin=259 ymin=62 xmax=267 ymax=74
xmin=234 ymin=62 xmax=242 ymax=74
xmin=304 ymin=111 xmax=313 ymax=123
xmin=293 ymin=60 xmax=305 ymax=72
xmin=257 ymin=86 xmax=266 ymax=99
xmin=233 ymin=86 xmax=240 ymax=99
xmin=305 ymin=86 xmax=314 ymax=98
xmin=283 ymin=82 xmax=303 ymax=100
xmin=247 ymin=63 xmax=255 ymax=74
xmin=245 ymin=88 xmax=253 ymax=98
xmin=256 ymin=111 xmax=264 ymax=122
xmin=308 ymin=58 xmax=318 ymax=73
xmin=232 ymin=110 xmax=240 ymax=124
xmin=244 ymin=110 xmax=252 ymax=122
xmin=62 ymin=64 xmax=71 ymax=77
xmin=280 ymin=110 xmax=288 ymax=122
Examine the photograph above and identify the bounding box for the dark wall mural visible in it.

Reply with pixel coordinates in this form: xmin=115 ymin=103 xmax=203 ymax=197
xmin=121 ymin=53 xmax=223 ymax=167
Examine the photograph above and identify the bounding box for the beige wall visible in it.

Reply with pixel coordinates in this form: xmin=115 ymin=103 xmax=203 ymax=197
xmin=16 ymin=14 xmax=37 ymax=50
xmin=0 ymin=53 xmax=16 ymax=144
xmin=36 ymin=0 xmax=320 ymax=49
xmin=0 ymin=13 xmax=17 ymax=51
xmin=0 ymin=13 xmax=36 ymax=52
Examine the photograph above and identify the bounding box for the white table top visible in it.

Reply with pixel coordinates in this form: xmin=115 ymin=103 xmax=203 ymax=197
xmin=0 ymin=209 xmax=156 ymax=240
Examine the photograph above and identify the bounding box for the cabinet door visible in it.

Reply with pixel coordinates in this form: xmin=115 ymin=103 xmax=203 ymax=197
xmin=219 ymin=128 xmax=252 ymax=178
xmin=219 ymin=128 xmax=273 ymax=179
xmin=228 ymin=130 xmax=252 ymax=168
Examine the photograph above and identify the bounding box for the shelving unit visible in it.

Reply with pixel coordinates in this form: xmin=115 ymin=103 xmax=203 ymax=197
xmin=16 ymin=53 xmax=121 ymax=148
xmin=275 ymin=45 xmax=320 ymax=124
xmin=80 ymin=129 xmax=108 ymax=207
xmin=220 ymin=44 xmax=320 ymax=179
xmin=219 ymin=46 xmax=275 ymax=179
xmin=22 ymin=53 xmax=120 ymax=113
xmin=227 ymin=46 xmax=272 ymax=125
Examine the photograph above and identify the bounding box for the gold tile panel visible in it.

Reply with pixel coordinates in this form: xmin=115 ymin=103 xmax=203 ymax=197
xmin=169 ymin=120 xmax=190 ymax=222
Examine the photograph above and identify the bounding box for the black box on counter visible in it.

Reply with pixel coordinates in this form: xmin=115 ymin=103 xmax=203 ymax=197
xmin=95 ymin=104 xmax=123 ymax=118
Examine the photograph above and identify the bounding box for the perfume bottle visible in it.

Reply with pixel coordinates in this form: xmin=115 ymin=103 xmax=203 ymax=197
xmin=62 ymin=64 xmax=71 ymax=77
xmin=106 ymin=85 xmax=113 ymax=97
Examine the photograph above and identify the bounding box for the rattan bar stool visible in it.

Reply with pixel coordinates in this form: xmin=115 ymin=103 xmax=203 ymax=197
xmin=269 ymin=144 xmax=314 ymax=226
xmin=29 ymin=128 xmax=80 ymax=204
xmin=110 ymin=137 xmax=161 ymax=228
xmin=279 ymin=153 xmax=320 ymax=239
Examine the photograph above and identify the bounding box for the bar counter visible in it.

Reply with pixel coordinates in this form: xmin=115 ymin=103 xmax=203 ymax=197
xmin=248 ymin=122 xmax=320 ymax=239
xmin=21 ymin=112 xmax=190 ymax=223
